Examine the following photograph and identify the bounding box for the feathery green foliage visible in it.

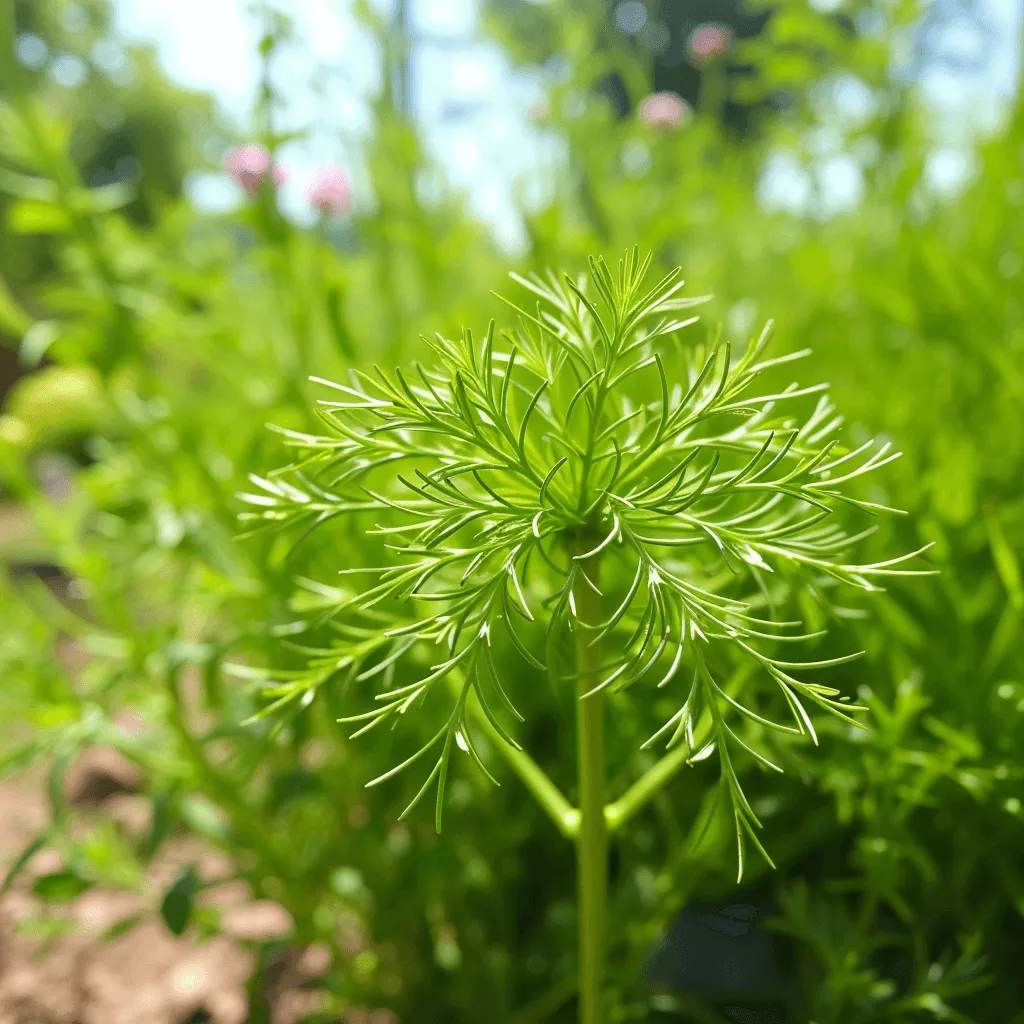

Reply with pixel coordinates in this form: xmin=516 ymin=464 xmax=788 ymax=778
xmin=242 ymin=249 xmax=931 ymax=874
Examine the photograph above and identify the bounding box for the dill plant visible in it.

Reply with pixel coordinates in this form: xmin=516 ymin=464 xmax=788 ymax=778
xmin=241 ymin=250 xmax=929 ymax=1021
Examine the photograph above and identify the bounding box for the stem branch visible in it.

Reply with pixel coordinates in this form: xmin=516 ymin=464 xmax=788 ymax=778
xmin=604 ymin=741 xmax=692 ymax=834
xmin=465 ymin=689 xmax=579 ymax=839
xmin=511 ymin=975 xmax=578 ymax=1024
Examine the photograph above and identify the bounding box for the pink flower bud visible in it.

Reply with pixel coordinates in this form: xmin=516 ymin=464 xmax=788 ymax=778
xmin=305 ymin=164 xmax=352 ymax=218
xmin=688 ymin=22 xmax=733 ymax=66
xmin=638 ymin=91 xmax=691 ymax=131
xmin=223 ymin=144 xmax=286 ymax=195
xmin=528 ymin=101 xmax=549 ymax=123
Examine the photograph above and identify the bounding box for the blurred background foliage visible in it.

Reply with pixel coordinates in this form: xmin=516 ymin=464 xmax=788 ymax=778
xmin=0 ymin=0 xmax=1022 ymax=1022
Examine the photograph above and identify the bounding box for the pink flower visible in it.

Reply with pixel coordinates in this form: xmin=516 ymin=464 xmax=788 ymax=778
xmin=528 ymin=101 xmax=549 ymax=123
xmin=638 ymin=92 xmax=691 ymax=131
xmin=688 ymin=22 xmax=733 ymax=66
xmin=305 ymin=164 xmax=352 ymax=217
xmin=223 ymin=144 xmax=286 ymax=195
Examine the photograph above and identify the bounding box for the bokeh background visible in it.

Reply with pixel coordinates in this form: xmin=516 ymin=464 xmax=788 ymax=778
xmin=1 ymin=1 xmax=1023 ymax=1023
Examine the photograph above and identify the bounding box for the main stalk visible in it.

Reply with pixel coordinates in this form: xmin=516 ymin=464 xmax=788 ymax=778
xmin=574 ymin=544 xmax=606 ymax=1024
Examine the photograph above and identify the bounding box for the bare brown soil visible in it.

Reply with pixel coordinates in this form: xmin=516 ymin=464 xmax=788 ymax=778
xmin=0 ymin=755 xmax=336 ymax=1024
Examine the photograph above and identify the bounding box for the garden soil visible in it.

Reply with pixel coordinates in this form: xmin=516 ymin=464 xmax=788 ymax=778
xmin=0 ymin=760 xmax=329 ymax=1024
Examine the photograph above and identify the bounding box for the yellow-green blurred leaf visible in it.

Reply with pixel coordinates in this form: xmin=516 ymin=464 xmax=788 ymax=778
xmin=984 ymin=507 xmax=1024 ymax=609
xmin=0 ymin=168 xmax=56 ymax=202
xmin=7 ymin=198 xmax=71 ymax=235
xmin=0 ymin=274 xmax=31 ymax=337
xmin=4 ymin=364 xmax=103 ymax=446
xmin=19 ymin=320 xmax=60 ymax=365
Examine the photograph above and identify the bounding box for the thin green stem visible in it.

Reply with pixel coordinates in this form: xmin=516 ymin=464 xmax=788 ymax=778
xmin=574 ymin=544 xmax=606 ymax=1024
xmin=698 ymin=61 xmax=728 ymax=125
xmin=0 ymin=1 xmax=19 ymax=94
xmin=10 ymin=99 xmax=133 ymax=375
xmin=512 ymin=974 xmax=578 ymax=1024
xmin=163 ymin=668 xmax=291 ymax=881
xmin=502 ymin=742 xmax=581 ymax=839
xmin=464 ymin=688 xmax=579 ymax=839
xmin=604 ymin=740 xmax=693 ymax=834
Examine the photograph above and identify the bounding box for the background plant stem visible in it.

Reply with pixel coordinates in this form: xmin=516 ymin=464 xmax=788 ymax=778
xmin=574 ymin=544 xmax=606 ymax=1024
